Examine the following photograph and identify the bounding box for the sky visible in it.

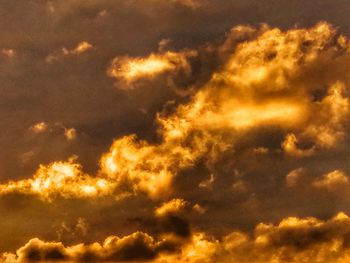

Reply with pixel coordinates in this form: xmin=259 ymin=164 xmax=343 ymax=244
xmin=3 ymin=0 xmax=350 ymax=262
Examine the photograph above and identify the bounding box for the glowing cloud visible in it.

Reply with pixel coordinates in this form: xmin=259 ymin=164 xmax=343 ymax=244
xmin=155 ymin=198 xmax=189 ymax=217
xmin=0 ymin=159 xmax=113 ymax=200
xmin=64 ymin=128 xmax=77 ymax=141
xmin=1 ymin=48 xmax=16 ymax=58
xmin=30 ymin=122 xmax=48 ymax=133
xmin=108 ymin=51 xmax=195 ymax=87
xmin=46 ymin=41 xmax=93 ymax=63
xmin=5 ymin=213 xmax=350 ymax=263
xmin=313 ymin=170 xmax=349 ymax=189
xmin=2 ymin=23 xmax=350 ymax=201
xmin=62 ymin=41 xmax=93 ymax=55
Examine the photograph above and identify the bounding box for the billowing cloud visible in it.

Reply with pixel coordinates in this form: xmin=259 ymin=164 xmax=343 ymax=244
xmin=5 ymin=213 xmax=350 ymax=263
xmin=7 ymin=0 xmax=350 ymax=260
xmin=2 ymin=22 xmax=350 ymax=202
xmin=212 ymin=212 xmax=350 ymax=263
xmin=0 ymin=159 xmax=113 ymax=200
xmin=2 ymin=231 xmax=178 ymax=262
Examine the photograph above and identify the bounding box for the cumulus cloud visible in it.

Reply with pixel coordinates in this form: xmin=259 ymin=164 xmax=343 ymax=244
xmin=215 ymin=212 xmax=350 ymax=263
xmin=2 ymin=231 xmax=177 ymax=262
xmin=5 ymin=213 xmax=350 ymax=263
xmin=7 ymin=0 xmax=350 ymax=259
xmin=2 ymin=22 xmax=350 ymax=203
xmin=0 ymin=159 xmax=114 ymax=200
xmin=313 ymin=170 xmax=349 ymax=190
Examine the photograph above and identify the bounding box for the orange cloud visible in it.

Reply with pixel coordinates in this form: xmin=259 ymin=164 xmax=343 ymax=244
xmin=313 ymin=170 xmax=349 ymax=190
xmin=2 ymin=23 xmax=350 ymax=201
xmin=108 ymin=50 xmax=196 ymax=88
xmin=0 ymin=159 xmax=114 ymax=200
xmin=62 ymin=41 xmax=93 ymax=55
xmin=1 ymin=48 xmax=16 ymax=58
xmin=46 ymin=41 xmax=93 ymax=63
xmin=5 ymin=213 xmax=350 ymax=263
xmin=30 ymin=122 xmax=48 ymax=133
xmin=155 ymin=198 xmax=189 ymax=217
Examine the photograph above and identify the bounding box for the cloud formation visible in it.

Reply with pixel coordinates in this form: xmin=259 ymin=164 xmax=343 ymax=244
xmin=0 ymin=159 xmax=113 ymax=200
xmin=2 ymin=22 xmax=350 ymax=202
xmin=4 ymin=213 xmax=350 ymax=263
xmin=108 ymin=50 xmax=196 ymax=89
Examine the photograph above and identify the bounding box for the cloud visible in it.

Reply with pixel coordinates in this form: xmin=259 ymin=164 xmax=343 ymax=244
xmin=1 ymin=231 xmax=183 ymax=263
xmin=6 ymin=213 xmax=350 ymax=263
xmin=198 ymin=174 xmax=215 ymax=189
xmin=168 ymin=0 xmax=203 ymax=9
xmin=286 ymin=168 xmax=304 ymax=187
xmin=63 ymin=41 xmax=93 ymax=55
xmin=2 ymin=22 xmax=350 ymax=202
xmin=282 ymin=134 xmax=315 ymax=157
xmin=213 ymin=212 xmax=350 ymax=263
xmin=107 ymin=50 xmax=196 ymax=89
xmin=46 ymin=41 xmax=93 ymax=63
xmin=155 ymin=198 xmax=189 ymax=217
xmin=64 ymin=128 xmax=77 ymax=141
xmin=313 ymin=170 xmax=349 ymax=190
xmin=0 ymin=159 xmax=114 ymax=200
xmin=1 ymin=48 xmax=16 ymax=58
xmin=30 ymin=122 xmax=48 ymax=133
xmin=55 ymin=217 xmax=89 ymax=241
xmin=29 ymin=122 xmax=77 ymax=141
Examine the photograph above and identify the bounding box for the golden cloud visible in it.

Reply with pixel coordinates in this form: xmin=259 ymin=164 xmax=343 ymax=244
xmin=0 ymin=159 xmax=114 ymax=200
xmin=62 ymin=41 xmax=93 ymax=56
xmin=108 ymin=50 xmax=196 ymax=88
xmin=5 ymin=213 xmax=350 ymax=263
xmin=2 ymin=22 xmax=350 ymax=201
xmin=29 ymin=122 xmax=77 ymax=141
xmin=30 ymin=122 xmax=48 ymax=133
xmin=214 ymin=212 xmax=350 ymax=263
xmin=313 ymin=170 xmax=349 ymax=190
xmin=2 ymin=231 xmax=177 ymax=262
xmin=64 ymin=128 xmax=77 ymax=141
xmin=46 ymin=41 xmax=93 ymax=63
xmin=285 ymin=168 xmax=304 ymax=187
xmin=155 ymin=198 xmax=189 ymax=217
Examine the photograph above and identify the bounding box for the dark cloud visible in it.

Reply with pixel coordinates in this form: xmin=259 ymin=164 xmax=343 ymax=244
xmin=13 ymin=231 xmax=172 ymax=262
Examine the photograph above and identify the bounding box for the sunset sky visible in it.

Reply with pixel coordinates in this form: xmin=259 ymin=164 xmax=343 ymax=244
xmin=3 ymin=1 xmax=350 ymax=262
